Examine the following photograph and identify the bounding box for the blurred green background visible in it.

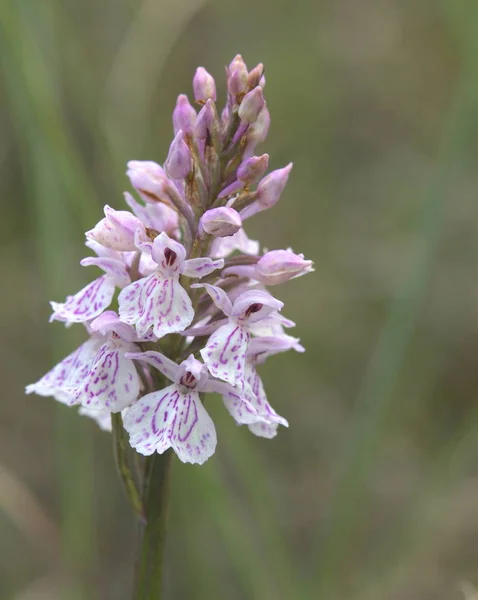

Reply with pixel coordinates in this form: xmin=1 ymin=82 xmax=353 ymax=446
xmin=2 ymin=0 xmax=478 ymax=598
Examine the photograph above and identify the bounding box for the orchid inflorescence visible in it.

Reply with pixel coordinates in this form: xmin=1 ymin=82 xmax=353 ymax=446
xmin=26 ymin=55 xmax=313 ymax=465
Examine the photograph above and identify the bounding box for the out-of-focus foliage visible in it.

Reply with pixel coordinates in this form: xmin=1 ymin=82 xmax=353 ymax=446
xmin=2 ymin=0 xmax=478 ymax=598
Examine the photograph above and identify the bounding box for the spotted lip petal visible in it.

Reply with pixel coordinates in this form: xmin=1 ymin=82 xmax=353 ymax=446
xmin=25 ymin=337 xmax=103 ymax=403
xmin=118 ymin=272 xmax=194 ymax=339
xmin=71 ymin=339 xmax=140 ymax=412
xmin=50 ymin=275 xmax=116 ymax=324
xmin=123 ymin=385 xmax=217 ymax=464
xmin=200 ymin=321 xmax=249 ymax=387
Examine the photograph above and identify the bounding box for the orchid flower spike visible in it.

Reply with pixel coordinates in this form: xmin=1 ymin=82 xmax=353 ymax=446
xmin=27 ymin=54 xmax=313 ymax=471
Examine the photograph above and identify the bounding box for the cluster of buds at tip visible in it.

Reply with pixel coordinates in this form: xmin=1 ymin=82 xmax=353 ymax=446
xmin=27 ymin=55 xmax=313 ymax=465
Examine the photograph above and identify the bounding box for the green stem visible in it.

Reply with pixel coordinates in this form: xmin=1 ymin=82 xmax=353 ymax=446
xmin=133 ymin=450 xmax=173 ymax=600
xmin=112 ymin=413 xmax=144 ymax=520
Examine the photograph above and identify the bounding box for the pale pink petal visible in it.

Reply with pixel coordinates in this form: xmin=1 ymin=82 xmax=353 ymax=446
xmin=124 ymin=192 xmax=179 ymax=234
xmin=78 ymin=407 xmax=113 ymax=432
xmin=174 ymin=354 xmax=208 ymax=386
xmin=118 ymin=273 xmax=194 ymax=339
xmin=231 ymin=289 xmax=283 ymax=323
xmin=50 ymin=276 xmax=115 ymax=323
xmin=125 ymin=350 xmax=178 ymax=383
xmin=200 ymin=321 xmax=248 ymax=387
xmin=90 ymin=310 xmax=137 ymax=342
xmin=245 ymin=363 xmax=288 ymax=438
xmin=71 ymin=340 xmax=141 ymax=412
xmin=248 ymin=312 xmax=296 ymax=337
xmin=80 ymin=257 xmax=130 ymax=288
xmin=173 ymin=391 xmax=216 ymax=464
xmin=248 ymin=421 xmax=280 ymax=439
xmin=205 ymin=379 xmax=262 ymax=425
xmin=180 ymin=318 xmax=228 ymax=338
xmin=181 ymin=257 xmax=224 ymax=279
xmin=25 ymin=337 xmax=102 ymax=403
xmin=209 ymin=228 xmax=260 ymax=258
xmin=192 ymin=283 xmax=232 ymax=316
xmin=151 ymin=232 xmax=186 ymax=271
xmin=123 ymin=385 xmax=217 ymax=464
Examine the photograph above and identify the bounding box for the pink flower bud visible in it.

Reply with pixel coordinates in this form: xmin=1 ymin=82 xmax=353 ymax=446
xmin=127 ymin=161 xmax=170 ymax=203
xmin=256 ymin=249 xmax=313 ymax=285
xmin=227 ymin=54 xmax=248 ymax=98
xmin=239 ymin=163 xmax=292 ymax=220
xmin=200 ymin=207 xmax=242 ymax=237
xmin=196 ymin=99 xmax=217 ymax=142
xmin=247 ymin=63 xmax=264 ymax=89
xmin=257 ymin=163 xmax=292 ymax=208
xmin=244 ymin=105 xmax=270 ymax=158
xmin=86 ymin=205 xmax=142 ymax=251
xmin=237 ymin=154 xmax=269 ymax=185
xmin=173 ymin=94 xmax=196 ymax=137
xmin=193 ymin=67 xmax=216 ymax=103
xmin=165 ymin=131 xmax=192 ymax=180
xmin=238 ymin=87 xmax=265 ymax=123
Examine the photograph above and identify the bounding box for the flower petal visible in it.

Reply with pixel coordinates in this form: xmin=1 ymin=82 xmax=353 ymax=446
xmin=150 ymin=232 xmax=186 ymax=271
xmin=181 ymin=257 xmax=224 ymax=279
xmin=231 ymin=289 xmax=283 ymax=323
xmin=245 ymin=363 xmax=288 ymax=438
xmin=125 ymin=350 xmax=178 ymax=383
xmin=50 ymin=276 xmax=115 ymax=323
xmin=78 ymin=407 xmax=113 ymax=432
xmin=25 ymin=337 xmax=102 ymax=403
xmin=205 ymin=379 xmax=262 ymax=425
xmin=123 ymin=385 xmax=216 ymax=464
xmin=118 ymin=273 xmax=194 ymax=339
xmin=80 ymin=256 xmax=130 ymax=288
xmin=191 ymin=283 xmax=232 ymax=316
xmin=72 ymin=340 xmax=141 ymax=412
xmin=200 ymin=321 xmax=248 ymax=387
xmin=209 ymin=228 xmax=259 ymax=258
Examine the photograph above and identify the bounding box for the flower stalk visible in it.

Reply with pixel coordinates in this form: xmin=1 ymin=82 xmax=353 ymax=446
xmin=133 ymin=450 xmax=173 ymax=600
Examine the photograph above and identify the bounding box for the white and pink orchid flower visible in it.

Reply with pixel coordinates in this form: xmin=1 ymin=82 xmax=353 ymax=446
xmin=118 ymin=232 xmax=223 ymax=339
xmin=190 ymin=283 xmax=283 ymax=388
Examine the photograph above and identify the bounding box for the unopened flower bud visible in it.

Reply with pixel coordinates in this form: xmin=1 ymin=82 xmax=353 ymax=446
xmin=240 ymin=163 xmax=293 ymax=220
xmin=227 ymin=54 xmax=248 ymax=98
xmin=237 ymin=154 xmax=269 ymax=185
xmin=165 ymin=131 xmax=192 ymax=180
xmin=247 ymin=63 xmax=264 ymax=89
xmin=196 ymin=99 xmax=218 ymax=142
xmin=256 ymin=163 xmax=292 ymax=208
xmin=86 ymin=205 xmax=142 ymax=251
xmin=173 ymin=94 xmax=197 ymax=137
xmin=127 ymin=161 xmax=170 ymax=203
xmin=244 ymin=105 xmax=270 ymax=158
xmin=193 ymin=67 xmax=216 ymax=103
xmin=200 ymin=207 xmax=242 ymax=237
xmin=256 ymin=250 xmax=313 ymax=285
xmin=238 ymin=87 xmax=265 ymax=123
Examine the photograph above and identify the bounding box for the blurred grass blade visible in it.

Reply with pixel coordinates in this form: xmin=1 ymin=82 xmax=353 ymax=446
xmin=315 ymin=3 xmax=478 ymax=596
